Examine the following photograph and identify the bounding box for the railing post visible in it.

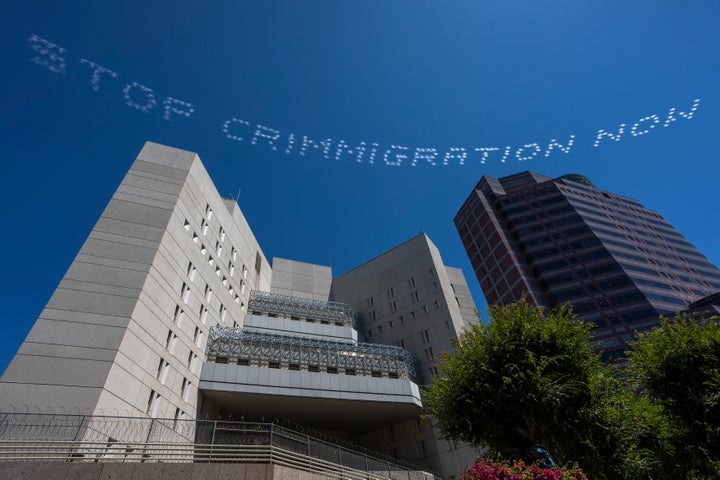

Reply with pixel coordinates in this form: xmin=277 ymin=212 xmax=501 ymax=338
xmin=269 ymin=423 xmax=274 ymax=447
xmin=73 ymin=415 xmax=87 ymax=441
xmin=145 ymin=418 xmax=155 ymax=444
xmin=210 ymin=420 xmax=217 ymax=461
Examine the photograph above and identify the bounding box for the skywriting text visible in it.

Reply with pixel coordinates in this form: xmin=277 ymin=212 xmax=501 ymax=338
xmin=28 ymin=34 xmax=702 ymax=168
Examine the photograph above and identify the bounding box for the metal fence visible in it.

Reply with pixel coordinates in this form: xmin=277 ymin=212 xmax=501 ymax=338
xmin=0 ymin=413 xmax=437 ymax=480
xmin=207 ymin=327 xmax=417 ymax=379
xmin=248 ymin=290 xmax=360 ymax=329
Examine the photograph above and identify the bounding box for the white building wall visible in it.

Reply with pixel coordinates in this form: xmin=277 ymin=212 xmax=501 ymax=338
xmin=0 ymin=142 xmax=269 ymax=420
xmin=330 ymin=234 xmax=479 ymax=479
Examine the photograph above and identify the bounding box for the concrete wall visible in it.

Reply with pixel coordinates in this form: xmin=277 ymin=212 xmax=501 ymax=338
xmin=0 ymin=142 xmax=271 ymax=422
xmin=0 ymin=462 xmax=335 ymax=480
xmin=271 ymin=258 xmax=332 ymax=301
xmin=330 ymin=234 xmax=479 ymax=479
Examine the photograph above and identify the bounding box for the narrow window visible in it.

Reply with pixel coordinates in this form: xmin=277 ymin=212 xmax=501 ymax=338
xmin=173 ymin=305 xmax=184 ymax=327
xmin=146 ymin=390 xmax=161 ymax=417
xmin=180 ymin=282 xmax=190 ymax=303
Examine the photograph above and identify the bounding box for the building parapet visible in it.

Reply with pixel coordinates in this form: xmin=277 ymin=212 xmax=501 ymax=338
xmin=248 ymin=291 xmax=360 ymax=329
xmin=207 ymin=327 xmax=416 ymax=379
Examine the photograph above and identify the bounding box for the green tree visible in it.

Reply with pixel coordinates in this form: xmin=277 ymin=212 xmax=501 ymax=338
xmin=627 ymin=315 xmax=720 ymax=478
xmin=423 ymin=299 xmax=671 ymax=479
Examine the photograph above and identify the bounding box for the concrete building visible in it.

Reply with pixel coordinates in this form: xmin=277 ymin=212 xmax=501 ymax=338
xmin=455 ymin=171 xmax=720 ymax=359
xmin=0 ymin=142 xmax=478 ymax=479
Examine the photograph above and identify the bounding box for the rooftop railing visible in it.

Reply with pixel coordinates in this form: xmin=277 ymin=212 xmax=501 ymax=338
xmin=248 ymin=291 xmax=360 ymax=329
xmin=0 ymin=413 xmax=437 ymax=480
xmin=207 ymin=327 xmax=417 ymax=379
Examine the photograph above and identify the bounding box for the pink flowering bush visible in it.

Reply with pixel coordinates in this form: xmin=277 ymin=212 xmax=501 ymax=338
xmin=462 ymin=460 xmax=588 ymax=480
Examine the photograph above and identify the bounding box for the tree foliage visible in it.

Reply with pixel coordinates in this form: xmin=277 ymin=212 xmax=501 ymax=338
xmin=423 ymin=300 xmax=599 ymax=464
xmin=627 ymin=315 xmax=720 ymax=478
xmin=423 ymin=299 xmax=675 ymax=479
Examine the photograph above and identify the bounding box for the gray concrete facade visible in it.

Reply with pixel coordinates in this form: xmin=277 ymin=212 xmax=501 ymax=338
xmin=331 ymin=234 xmax=479 ymax=480
xmin=0 ymin=142 xmax=270 ymax=419
xmin=1 ymin=143 xmax=481 ymax=479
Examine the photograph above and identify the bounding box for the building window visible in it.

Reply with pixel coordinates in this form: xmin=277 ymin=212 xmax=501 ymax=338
xmin=219 ymin=227 xmax=225 ymax=242
xmin=183 ymin=220 xmax=190 ymax=232
xmin=146 ymin=390 xmax=161 ymax=417
xmin=173 ymin=305 xmax=184 ymax=327
xmin=411 ymin=291 xmax=419 ymax=303
xmin=180 ymin=283 xmax=190 ymax=303
xmin=187 ymin=263 xmax=196 ymax=282
xmin=181 ymin=378 xmax=191 ymax=402
xmin=173 ymin=408 xmax=181 ymax=429
xmin=389 ymin=301 xmax=397 ymax=313
xmin=156 ymin=358 xmax=169 ymax=384
xmin=408 ymin=277 xmax=416 ymax=288
xmin=165 ymin=330 xmax=177 ymax=352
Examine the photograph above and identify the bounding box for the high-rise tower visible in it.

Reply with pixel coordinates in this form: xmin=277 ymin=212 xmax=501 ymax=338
xmin=455 ymin=171 xmax=720 ymax=359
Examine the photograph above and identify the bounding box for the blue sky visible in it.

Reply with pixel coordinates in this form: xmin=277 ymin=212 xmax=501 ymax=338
xmin=1 ymin=0 xmax=719 ymax=374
